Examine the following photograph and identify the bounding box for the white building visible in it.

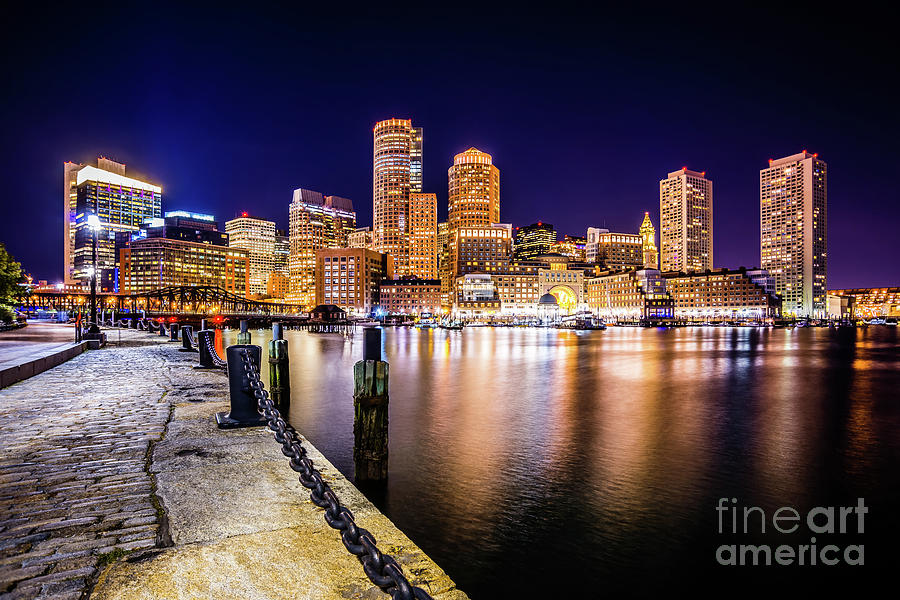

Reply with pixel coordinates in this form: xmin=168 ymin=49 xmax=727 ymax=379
xmin=760 ymin=151 xmax=827 ymax=317
xmin=660 ymin=168 xmax=713 ymax=272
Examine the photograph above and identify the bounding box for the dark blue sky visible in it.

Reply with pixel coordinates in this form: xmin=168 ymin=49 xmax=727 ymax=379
xmin=2 ymin=4 xmax=897 ymax=288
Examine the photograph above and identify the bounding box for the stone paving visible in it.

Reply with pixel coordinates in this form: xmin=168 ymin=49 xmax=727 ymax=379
xmin=0 ymin=331 xmax=200 ymax=599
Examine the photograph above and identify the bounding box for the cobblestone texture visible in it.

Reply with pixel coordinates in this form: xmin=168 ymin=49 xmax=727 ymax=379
xmin=0 ymin=330 xmax=217 ymax=599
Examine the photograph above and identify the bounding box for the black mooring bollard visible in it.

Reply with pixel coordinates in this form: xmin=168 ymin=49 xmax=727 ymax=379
xmin=354 ymin=327 xmax=388 ymax=482
xmin=200 ymin=318 xmax=207 ymax=332
xmin=158 ymin=321 xmax=167 ymax=337
xmin=196 ymin=330 xmax=220 ymax=369
xmin=216 ymin=345 xmax=267 ymax=428
xmin=169 ymin=322 xmax=180 ymax=342
xmin=180 ymin=325 xmax=197 ymax=352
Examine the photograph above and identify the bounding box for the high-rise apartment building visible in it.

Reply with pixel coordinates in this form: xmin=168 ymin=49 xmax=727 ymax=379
xmin=274 ymin=232 xmax=290 ymax=275
xmin=660 ymin=168 xmax=713 ymax=272
xmin=437 ymin=221 xmax=450 ymax=309
xmin=288 ymin=188 xmax=356 ymax=307
xmin=373 ymin=118 xmax=422 ymax=277
xmin=409 ymin=192 xmax=438 ymax=279
xmin=760 ymin=151 xmax=827 ymax=316
xmin=68 ymin=158 xmax=162 ymax=290
xmin=225 ymin=214 xmax=277 ymax=297
xmin=513 ymin=222 xmax=556 ymax=259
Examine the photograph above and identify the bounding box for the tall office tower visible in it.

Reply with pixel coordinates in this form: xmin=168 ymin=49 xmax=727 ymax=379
xmin=437 ymin=221 xmax=451 ymax=309
xmin=659 ymin=168 xmax=713 ymax=272
xmin=760 ymin=151 xmax=827 ymax=317
xmin=446 ymin=147 xmax=500 ymax=300
xmin=69 ymin=158 xmax=162 ymax=291
xmin=585 ymin=227 xmax=610 ymax=263
xmin=288 ymin=188 xmax=357 ymax=306
xmin=639 ymin=212 xmax=659 ymax=269
xmin=448 ymin=147 xmax=500 ymax=231
xmin=225 ymin=214 xmax=277 ymax=297
xmin=373 ymin=118 xmax=422 ymax=277
xmin=274 ymin=232 xmax=290 ymax=274
xmin=513 ymin=222 xmax=556 ymax=259
xmin=409 ymin=192 xmax=438 ymax=279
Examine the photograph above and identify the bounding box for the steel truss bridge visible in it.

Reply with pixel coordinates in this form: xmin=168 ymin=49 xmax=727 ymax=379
xmin=21 ymin=285 xmax=307 ymax=319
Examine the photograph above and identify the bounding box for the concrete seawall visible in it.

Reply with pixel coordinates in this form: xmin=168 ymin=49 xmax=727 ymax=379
xmin=0 ymin=329 xmax=467 ymax=600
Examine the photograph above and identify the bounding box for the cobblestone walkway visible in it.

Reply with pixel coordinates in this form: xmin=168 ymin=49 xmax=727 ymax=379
xmin=0 ymin=332 xmax=200 ymax=599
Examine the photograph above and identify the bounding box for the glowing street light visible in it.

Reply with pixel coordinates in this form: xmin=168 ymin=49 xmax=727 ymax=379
xmin=87 ymin=215 xmax=102 ymax=336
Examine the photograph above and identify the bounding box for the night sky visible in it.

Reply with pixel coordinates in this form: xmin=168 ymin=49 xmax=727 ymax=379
xmin=2 ymin=4 xmax=897 ymax=288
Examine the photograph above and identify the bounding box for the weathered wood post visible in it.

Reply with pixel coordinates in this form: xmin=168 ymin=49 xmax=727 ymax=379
xmin=268 ymin=323 xmax=291 ymax=412
xmin=237 ymin=319 xmax=251 ymax=344
xmin=353 ymin=327 xmax=388 ymax=482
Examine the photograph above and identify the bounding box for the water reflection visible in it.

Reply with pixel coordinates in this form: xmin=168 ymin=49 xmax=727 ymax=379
xmin=221 ymin=326 xmax=900 ymax=597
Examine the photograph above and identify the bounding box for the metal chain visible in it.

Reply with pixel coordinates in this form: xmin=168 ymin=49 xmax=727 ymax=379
xmin=238 ymin=350 xmax=434 ymax=600
xmin=205 ymin=335 xmax=228 ymax=368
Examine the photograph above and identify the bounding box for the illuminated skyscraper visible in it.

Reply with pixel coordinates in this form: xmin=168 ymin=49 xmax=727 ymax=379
xmin=225 ymin=214 xmax=277 ymax=297
xmin=448 ymin=147 xmax=499 ymax=231
xmin=288 ymin=188 xmax=356 ymax=306
xmin=659 ymin=168 xmax=713 ymax=272
xmin=69 ymin=158 xmax=162 ymax=290
xmin=760 ymin=151 xmax=827 ymax=317
xmin=445 ymin=147 xmax=500 ymax=301
xmin=639 ymin=212 xmax=658 ymax=269
xmin=513 ymin=222 xmax=555 ymax=259
xmin=409 ymin=192 xmax=438 ymax=279
xmin=373 ymin=118 xmax=422 ymax=277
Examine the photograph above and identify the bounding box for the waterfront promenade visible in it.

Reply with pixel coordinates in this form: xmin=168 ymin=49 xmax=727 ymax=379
xmin=0 ymin=329 xmax=466 ymax=599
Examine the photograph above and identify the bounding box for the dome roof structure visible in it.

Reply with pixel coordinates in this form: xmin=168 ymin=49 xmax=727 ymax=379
xmin=538 ymin=293 xmax=559 ymax=306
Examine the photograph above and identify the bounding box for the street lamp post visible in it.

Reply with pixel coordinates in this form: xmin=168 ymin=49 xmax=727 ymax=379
xmin=87 ymin=214 xmax=101 ymax=335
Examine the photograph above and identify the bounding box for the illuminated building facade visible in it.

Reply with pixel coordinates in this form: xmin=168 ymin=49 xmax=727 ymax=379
xmin=288 ymin=188 xmax=356 ymax=306
xmin=493 ymin=270 xmax=541 ymax=315
xmin=267 ymin=272 xmax=290 ymax=299
xmin=660 ymin=168 xmax=713 ymax=272
xmin=69 ymin=159 xmax=162 ymax=291
xmin=274 ymin=233 xmax=289 ymax=275
xmin=828 ymin=288 xmax=900 ymax=318
xmin=585 ymin=227 xmax=609 ymax=263
xmin=446 ymin=147 xmax=500 ymax=301
xmin=593 ymin=232 xmax=644 ymax=270
xmin=225 ymin=214 xmax=277 ymax=297
xmin=760 ymin=152 xmax=827 ymax=317
xmin=452 ymin=224 xmax=513 ymax=277
xmin=585 ymin=269 xmax=674 ymax=320
xmin=448 ymin=147 xmax=500 ymax=230
xmin=639 ymin=212 xmax=658 ymax=269
xmin=550 ymin=235 xmax=587 ymax=262
xmin=539 ymin=261 xmax=585 ymax=314
xmin=348 ymin=227 xmax=374 ymax=250
xmin=119 ymin=238 xmax=248 ymax=295
xmin=373 ymin=118 xmax=422 ymax=277
xmin=437 ymin=221 xmax=450 ymax=309
xmin=513 ymin=222 xmax=556 ymax=259
xmin=453 ymin=273 xmax=501 ymax=318
xmin=663 ymin=268 xmax=781 ymax=319
xmin=379 ymin=279 xmax=442 ymax=315
xmin=409 ymin=192 xmax=438 ymax=279
xmin=314 ymin=248 xmax=393 ymax=316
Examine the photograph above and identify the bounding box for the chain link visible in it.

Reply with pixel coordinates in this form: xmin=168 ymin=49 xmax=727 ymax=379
xmin=205 ymin=335 xmax=228 ymax=368
xmin=238 ymin=350 xmax=434 ymax=600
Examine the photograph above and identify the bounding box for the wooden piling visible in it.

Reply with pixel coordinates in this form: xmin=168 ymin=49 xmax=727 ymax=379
xmin=353 ymin=359 xmax=389 ymax=482
xmin=268 ymin=338 xmax=291 ymax=413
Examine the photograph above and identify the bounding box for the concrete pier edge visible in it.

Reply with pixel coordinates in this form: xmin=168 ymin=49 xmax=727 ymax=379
xmin=86 ymin=329 xmax=468 ymax=600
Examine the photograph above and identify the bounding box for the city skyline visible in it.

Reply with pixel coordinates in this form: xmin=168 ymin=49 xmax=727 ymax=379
xmin=1 ymin=7 xmax=897 ymax=290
